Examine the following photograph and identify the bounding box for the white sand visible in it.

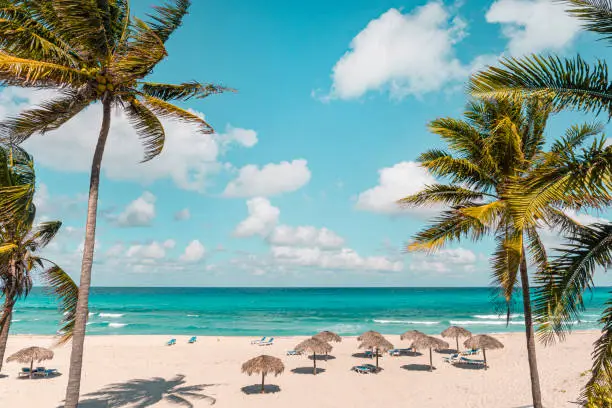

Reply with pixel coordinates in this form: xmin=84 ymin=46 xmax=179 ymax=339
xmin=0 ymin=331 xmax=598 ymax=407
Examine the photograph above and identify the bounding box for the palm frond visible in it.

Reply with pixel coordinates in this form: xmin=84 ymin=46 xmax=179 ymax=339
xmin=29 ymin=220 xmax=62 ymax=248
xmin=418 ymin=150 xmax=496 ymax=189
xmin=140 ymin=81 xmax=232 ymax=101
xmin=583 ymin=296 xmax=612 ymax=403
xmin=534 ymin=223 xmax=612 ymax=344
xmin=469 ymin=55 xmax=612 ymax=117
xmin=39 ymin=262 xmax=77 ymax=345
xmin=460 ymin=200 xmax=505 ymax=227
xmin=146 ymin=0 xmax=190 ymax=43
xmin=142 ymin=95 xmax=214 ymax=133
xmin=407 ymin=210 xmax=488 ymax=251
xmin=490 ymin=230 xmax=522 ymax=302
xmin=0 ymin=52 xmax=90 ymax=87
xmin=551 ymin=122 xmax=605 ymax=154
xmin=563 ymin=0 xmax=612 ymax=42
xmin=0 ymin=89 xmax=92 ymax=143
xmin=124 ymin=97 xmax=166 ymax=162
xmin=112 ymin=18 xmax=166 ymax=80
xmin=398 ymin=184 xmax=491 ymax=207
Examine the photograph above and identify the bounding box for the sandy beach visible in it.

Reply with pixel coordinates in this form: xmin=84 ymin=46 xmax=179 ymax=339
xmin=0 ymin=331 xmax=598 ymax=407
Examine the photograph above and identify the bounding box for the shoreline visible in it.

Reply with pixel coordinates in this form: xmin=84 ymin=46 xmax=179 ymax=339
xmin=0 ymin=331 xmax=599 ymax=407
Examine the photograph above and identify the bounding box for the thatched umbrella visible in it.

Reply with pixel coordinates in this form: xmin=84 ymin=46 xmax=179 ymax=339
xmin=357 ymin=330 xmax=383 ymax=342
xmin=400 ymin=329 xmax=426 ymax=342
xmin=295 ymin=337 xmax=332 ymax=375
xmin=358 ymin=334 xmax=393 ymax=371
xmin=313 ymin=331 xmax=342 ymax=360
xmin=464 ymin=335 xmax=504 ymax=369
xmin=411 ymin=335 xmax=449 ymax=371
xmin=6 ymin=346 xmax=54 ymax=379
xmin=441 ymin=326 xmax=472 ymax=352
xmin=242 ymin=355 xmax=284 ymax=394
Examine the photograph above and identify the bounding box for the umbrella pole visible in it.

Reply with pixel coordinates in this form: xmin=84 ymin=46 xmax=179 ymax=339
xmin=456 ymin=336 xmax=459 ymax=352
xmin=375 ymin=348 xmax=379 ymax=370
xmin=429 ymin=348 xmax=433 ymax=372
xmin=29 ymin=358 xmax=33 ymax=379
xmin=483 ymin=348 xmax=487 ymax=370
xmin=261 ymin=372 xmax=265 ymax=394
xmin=313 ymin=352 xmax=317 ymax=375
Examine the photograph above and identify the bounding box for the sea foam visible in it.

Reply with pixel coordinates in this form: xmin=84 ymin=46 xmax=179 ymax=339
xmin=99 ymin=313 xmax=124 ymax=318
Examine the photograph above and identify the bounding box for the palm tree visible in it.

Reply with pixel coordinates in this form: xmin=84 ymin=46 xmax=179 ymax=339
xmin=399 ymin=97 xmax=609 ymax=408
xmin=0 ymin=2 xmax=230 ymax=406
xmin=533 ymin=221 xmax=612 ymax=404
xmin=0 ymin=143 xmax=77 ymax=373
xmin=469 ymin=1 xmax=612 ymax=116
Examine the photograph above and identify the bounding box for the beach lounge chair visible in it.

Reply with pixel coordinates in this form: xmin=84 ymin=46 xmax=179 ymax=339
xmin=286 ymin=350 xmax=302 ymax=356
xmin=352 ymin=365 xmax=371 ymax=374
xmin=363 ymin=364 xmax=379 ymax=373
xmin=167 ymin=338 xmax=176 ymax=346
xmin=18 ymin=367 xmax=30 ymax=378
xmin=258 ymin=337 xmax=274 ymax=346
xmin=44 ymin=369 xmax=58 ymax=377
xmin=251 ymin=336 xmax=266 ymax=345
xmin=461 ymin=348 xmax=480 ymax=356
xmin=389 ymin=349 xmax=401 ymax=357
xmin=454 ymin=357 xmax=486 ymax=367
xmin=188 ymin=336 xmax=197 ymax=344
xmin=443 ymin=353 xmax=460 ymax=363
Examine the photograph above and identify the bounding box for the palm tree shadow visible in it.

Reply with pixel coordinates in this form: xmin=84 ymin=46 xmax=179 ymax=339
xmin=63 ymin=374 xmax=217 ymax=407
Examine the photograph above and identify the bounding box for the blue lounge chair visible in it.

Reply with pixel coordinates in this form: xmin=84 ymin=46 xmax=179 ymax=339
xmin=352 ymin=365 xmax=371 ymax=374
xmin=461 ymin=348 xmax=480 ymax=356
xmin=18 ymin=367 xmax=30 ymax=378
xmin=443 ymin=353 xmax=460 ymax=363
xmin=167 ymin=338 xmax=176 ymax=346
xmin=286 ymin=350 xmax=302 ymax=356
xmin=454 ymin=356 xmax=486 ymax=366
xmin=251 ymin=336 xmax=266 ymax=345
xmin=188 ymin=336 xmax=197 ymax=344
xmin=258 ymin=337 xmax=274 ymax=346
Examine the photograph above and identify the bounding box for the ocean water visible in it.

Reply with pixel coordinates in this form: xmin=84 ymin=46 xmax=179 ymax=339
xmin=9 ymin=287 xmax=610 ymax=336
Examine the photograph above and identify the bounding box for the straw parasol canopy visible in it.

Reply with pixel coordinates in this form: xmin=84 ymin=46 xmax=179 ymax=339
xmin=295 ymin=337 xmax=332 ymax=375
xmin=242 ymin=355 xmax=284 ymax=394
xmin=357 ymin=330 xmax=383 ymax=342
xmin=313 ymin=331 xmax=341 ymax=361
xmin=441 ymin=326 xmax=472 ymax=352
xmin=400 ymin=329 xmax=426 ymax=342
xmin=7 ymin=346 xmax=54 ymax=379
xmin=411 ymin=336 xmax=449 ymax=371
xmin=358 ymin=334 xmax=394 ymax=370
xmin=464 ymin=335 xmax=504 ymax=369
xmin=314 ymin=331 xmax=342 ymax=343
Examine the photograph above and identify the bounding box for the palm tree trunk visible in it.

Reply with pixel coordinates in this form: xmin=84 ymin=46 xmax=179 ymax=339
xmin=64 ymin=99 xmax=112 ymax=408
xmin=519 ymin=250 xmax=543 ymax=408
xmin=0 ymin=299 xmax=13 ymax=373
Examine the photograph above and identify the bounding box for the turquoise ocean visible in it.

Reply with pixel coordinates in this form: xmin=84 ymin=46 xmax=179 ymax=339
xmin=9 ymin=287 xmax=610 ymax=336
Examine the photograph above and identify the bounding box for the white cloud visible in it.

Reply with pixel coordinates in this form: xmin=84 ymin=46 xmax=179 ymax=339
xmin=116 ymin=191 xmax=156 ymax=227
xmin=409 ymin=248 xmax=477 ymax=273
xmin=179 ymin=240 xmax=206 ymax=262
xmin=105 ymin=243 xmax=125 ymax=257
xmin=174 ymin=208 xmax=191 ymax=221
xmin=355 ymin=161 xmax=439 ymax=215
xmin=0 ymin=88 xmax=257 ymax=192
xmin=126 ymin=241 xmax=171 ymax=259
xmin=234 ymin=197 xmax=280 ymax=237
xmin=268 ymin=225 xmax=344 ymax=249
xmin=271 ymin=246 xmax=403 ymax=272
xmin=565 ymin=209 xmax=609 ymax=226
xmin=327 ymin=3 xmax=469 ymax=100
xmin=485 ymin=0 xmax=582 ymax=56
xmin=223 ymin=159 xmax=311 ymax=197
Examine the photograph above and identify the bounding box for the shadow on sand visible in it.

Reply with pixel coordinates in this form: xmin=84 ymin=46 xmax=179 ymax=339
xmin=401 ymin=364 xmax=436 ymax=372
xmin=451 ymin=363 xmax=486 ymax=370
xmin=308 ymin=354 xmax=336 ymax=361
xmin=241 ymin=384 xmax=281 ymax=395
xmin=63 ymin=374 xmax=217 ymax=407
xmin=18 ymin=372 xmax=62 ymax=380
xmin=291 ymin=367 xmax=326 ymax=375
xmin=435 ymin=349 xmax=456 ymax=355
xmin=351 ymin=353 xmax=377 ymax=359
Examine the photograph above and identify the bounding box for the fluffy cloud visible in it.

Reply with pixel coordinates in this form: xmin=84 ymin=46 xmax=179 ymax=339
xmin=355 ymin=161 xmax=438 ymax=215
xmin=116 ymin=191 xmax=156 ymax=227
xmin=565 ymin=209 xmax=609 ymax=226
xmin=485 ymin=0 xmax=582 ymax=56
xmin=179 ymin=240 xmax=206 ymax=262
xmin=268 ymin=225 xmax=344 ymax=249
xmin=409 ymin=248 xmax=477 ymax=273
xmin=327 ymin=3 xmax=469 ymax=100
xmin=223 ymin=159 xmax=311 ymax=197
xmin=271 ymin=246 xmax=403 ymax=272
xmin=126 ymin=239 xmax=175 ymax=259
xmin=234 ymin=197 xmax=281 ymax=237
xmin=174 ymin=208 xmax=191 ymax=221
xmin=0 ymin=88 xmax=256 ymax=192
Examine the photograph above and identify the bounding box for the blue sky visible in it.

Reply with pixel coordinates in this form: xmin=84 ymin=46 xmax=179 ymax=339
xmin=11 ymin=0 xmax=612 ymax=286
